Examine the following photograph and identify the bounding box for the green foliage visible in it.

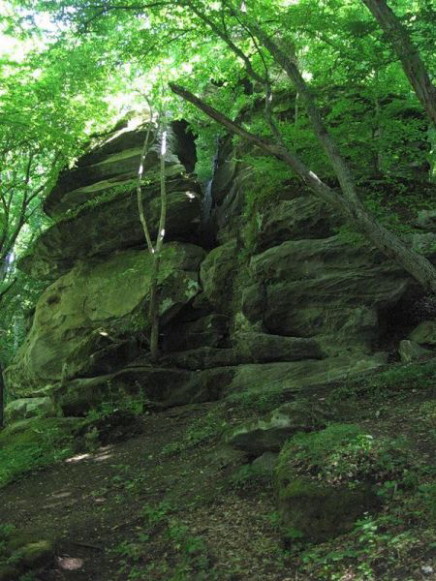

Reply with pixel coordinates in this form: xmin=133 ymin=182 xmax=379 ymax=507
xmin=113 ymin=500 xmax=215 ymax=581
xmin=226 ymin=463 xmax=273 ymax=492
xmin=84 ymin=395 xmax=148 ymax=424
xmin=161 ymin=408 xmax=228 ymax=456
xmin=226 ymin=387 xmax=284 ymax=415
xmin=298 ymin=511 xmax=424 ymax=581
xmin=0 ymin=418 xmax=76 ymax=488
xmin=279 ymin=424 xmax=414 ymax=489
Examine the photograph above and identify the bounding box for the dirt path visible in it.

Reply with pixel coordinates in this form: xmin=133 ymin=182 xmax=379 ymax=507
xmin=0 ymin=404 xmax=290 ymax=581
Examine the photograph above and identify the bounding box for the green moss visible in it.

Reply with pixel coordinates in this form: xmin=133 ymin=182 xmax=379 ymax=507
xmin=276 ymin=424 xmax=417 ymax=544
xmin=279 ymin=424 xmax=413 ymax=490
xmin=0 ymin=418 xmax=79 ymax=488
xmin=278 ymin=476 xmax=374 ymax=543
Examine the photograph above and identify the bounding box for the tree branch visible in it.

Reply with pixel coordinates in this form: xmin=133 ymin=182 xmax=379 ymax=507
xmin=169 ymin=82 xmax=436 ymax=293
xmin=362 ymin=0 xmax=436 ymax=127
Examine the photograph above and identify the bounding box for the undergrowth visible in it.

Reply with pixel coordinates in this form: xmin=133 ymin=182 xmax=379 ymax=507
xmin=0 ymin=418 xmax=77 ymax=488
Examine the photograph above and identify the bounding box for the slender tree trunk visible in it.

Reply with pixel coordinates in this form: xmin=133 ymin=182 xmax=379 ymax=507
xmin=0 ymin=362 xmax=4 ymax=429
xmin=136 ymin=116 xmax=168 ymax=362
xmin=148 ymin=129 xmax=167 ymax=362
xmin=362 ymin=0 xmax=436 ymax=128
xmin=169 ymin=83 xmax=436 ymax=293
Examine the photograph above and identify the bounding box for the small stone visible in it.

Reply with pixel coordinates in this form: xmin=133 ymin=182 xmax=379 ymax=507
xmin=421 ymin=565 xmax=434 ymax=575
xmin=398 ymin=339 xmax=432 ymax=363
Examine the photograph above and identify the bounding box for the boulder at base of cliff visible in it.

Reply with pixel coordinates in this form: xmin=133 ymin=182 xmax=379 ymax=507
xmin=275 ymin=424 xmax=414 ymax=543
xmin=4 ymin=397 xmax=59 ymax=424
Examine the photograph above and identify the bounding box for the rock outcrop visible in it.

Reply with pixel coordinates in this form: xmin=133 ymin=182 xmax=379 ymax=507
xmin=5 ymin=116 xmax=435 ymax=418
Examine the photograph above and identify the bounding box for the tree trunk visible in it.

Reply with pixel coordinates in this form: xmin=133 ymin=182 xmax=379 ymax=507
xmin=169 ymin=83 xmax=436 ymax=293
xmin=362 ymin=0 xmax=436 ymax=127
xmin=149 ymin=129 xmax=168 ymax=362
xmin=0 ymin=362 xmax=4 ymax=429
xmin=136 ymin=119 xmax=168 ymax=363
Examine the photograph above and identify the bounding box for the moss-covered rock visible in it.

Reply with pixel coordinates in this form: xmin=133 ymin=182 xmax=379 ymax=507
xmin=223 ymin=355 xmax=385 ymax=400
xmin=398 ymin=339 xmax=432 ymax=363
xmin=249 ymin=236 xmax=409 ymax=355
xmin=254 ymin=195 xmax=338 ymax=252
xmin=234 ymin=333 xmax=324 ymax=363
xmin=20 ymin=186 xmax=202 ymax=280
xmin=277 ymin=477 xmax=372 ymax=543
xmin=5 ymin=397 xmax=59 ymax=424
xmin=276 ymin=424 xmax=414 ymax=543
xmin=410 ymin=320 xmax=436 ymax=346
xmin=0 ymin=525 xmax=54 ymax=581
xmin=6 ymin=243 xmax=205 ymax=394
xmin=44 ymin=120 xmax=195 ymax=217
xmin=0 ymin=418 xmax=80 ymax=486
xmin=227 ymin=399 xmax=331 ymax=455
xmin=200 ymin=241 xmax=238 ymax=313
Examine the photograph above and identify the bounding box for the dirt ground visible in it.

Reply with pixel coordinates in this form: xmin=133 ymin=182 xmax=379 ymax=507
xmin=0 ymin=403 xmax=291 ymax=581
xmin=2 ymin=385 xmax=436 ymax=581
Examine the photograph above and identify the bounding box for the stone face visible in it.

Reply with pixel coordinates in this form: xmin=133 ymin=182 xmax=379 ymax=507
xmin=223 ymin=355 xmax=385 ymax=399
xmin=227 ymin=400 xmax=332 ymax=455
xmin=163 ymin=334 xmax=323 ymax=370
xmin=20 ymin=182 xmax=201 ymax=279
xmin=6 ymin=243 xmax=205 ymax=393
xmin=200 ymin=241 xmax=239 ymax=312
xmin=5 ymin=397 xmax=59 ymax=424
xmin=409 ymin=321 xmax=436 ymax=345
xmin=44 ymin=121 xmax=196 ymax=217
xmin=248 ymin=236 xmax=409 ymax=353
xmin=234 ymin=333 xmax=324 ymax=362
xmin=255 ymin=196 xmax=338 ymax=251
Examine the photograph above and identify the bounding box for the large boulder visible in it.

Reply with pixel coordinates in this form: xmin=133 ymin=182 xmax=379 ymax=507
xmin=227 ymin=399 xmax=331 ymax=455
xmin=4 ymin=397 xmax=59 ymax=424
xmin=6 ymin=243 xmax=205 ymax=394
xmin=275 ymin=424 xmax=413 ymax=543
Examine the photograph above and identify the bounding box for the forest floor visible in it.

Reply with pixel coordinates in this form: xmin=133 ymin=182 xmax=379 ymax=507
xmin=1 ymin=364 xmax=436 ymax=581
xmin=0 ymin=402 xmax=291 ymax=581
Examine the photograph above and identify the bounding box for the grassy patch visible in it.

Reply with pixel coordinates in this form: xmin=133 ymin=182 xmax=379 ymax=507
xmin=0 ymin=418 xmax=79 ymax=488
xmin=161 ymin=407 xmax=229 ymax=456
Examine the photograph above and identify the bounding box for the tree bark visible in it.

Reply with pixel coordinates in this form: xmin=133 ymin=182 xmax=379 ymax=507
xmin=169 ymin=82 xmax=436 ymax=293
xmin=362 ymin=0 xmax=436 ymax=127
xmin=148 ymin=129 xmax=168 ymax=363
xmin=0 ymin=362 xmax=4 ymax=429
